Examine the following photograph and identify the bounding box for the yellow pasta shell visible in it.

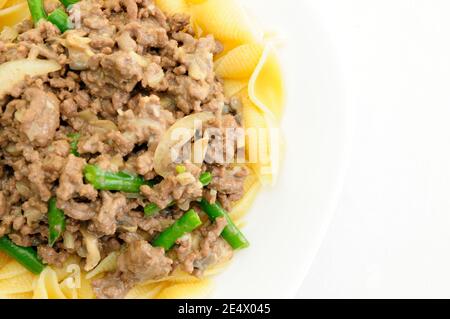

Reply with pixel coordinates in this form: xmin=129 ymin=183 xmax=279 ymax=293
xmin=243 ymin=95 xmax=268 ymax=130
xmin=241 ymin=92 xmax=280 ymax=185
xmin=166 ymin=268 xmax=201 ymax=284
xmin=0 ymin=0 xmax=8 ymax=9
xmin=243 ymin=169 xmax=259 ymax=192
xmin=126 ymin=282 xmax=166 ymax=299
xmin=3 ymin=0 xmax=25 ymax=8
xmin=156 ymin=279 xmax=212 ymax=299
xmin=185 ymin=0 xmax=205 ymax=4
xmin=60 ymin=277 xmax=79 ymax=299
xmin=33 ymin=268 xmax=67 ymax=299
xmin=190 ymin=0 xmax=258 ymax=47
xmin=0 ymin=291 xmax=33 ymax=299
xmin=77 ymin=273 xmax=95 ymax=299
xmin=155 ymin=0 xmax=188 ymax=15
xmin=0 ymin=260 xmax=28 ymax=280
xmin=249 ymin=44 xmax=285 ymax=121
xmin=0 ymin=271 xmax=35 ymax=293
xmin=0 ymin=2 xmax=30 ymax=30
xmin=215 ymin=43 xmax=264 ymax=79
xmin=0 ymin=251 xmax=11 ymax=269
xmin=222 ymin=79 xmax=248 ymax=98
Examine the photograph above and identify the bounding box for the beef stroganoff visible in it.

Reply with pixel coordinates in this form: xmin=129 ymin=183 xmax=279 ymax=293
xmin=0 ymin=0 xmax=284 ymax=298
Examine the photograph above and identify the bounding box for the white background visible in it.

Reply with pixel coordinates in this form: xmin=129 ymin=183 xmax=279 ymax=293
xmin=294 ymin=0 xmax=450 ymax=298
xmin=245 ymin=0 xmax=450 ymax=298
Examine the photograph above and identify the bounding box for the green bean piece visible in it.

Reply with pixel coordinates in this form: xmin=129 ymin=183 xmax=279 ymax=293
xmin=83 ymin=165 xmax=157 ymax=193
xmin=199 ymin=172 xmax=212 ymax=186
xmin=152 ymin=209 xmax=202 ymax=251
xmin=144 ymin=203 xmax=160 ymax=217
xmin=59 ymin=0 xmax=79 ymax=8
xmin=47 ymin=8 xmax=72 ymax=33
xmin=0 ymin=237 xmax=45 ymax=274
xmin=68 ymin=133 xmax=80 ymax=157
xmin=48 ymin=197 xmax=66 ymax=247
xmin=199 ymin=199 xmax=249 ymax=250
xmin=27 ymin=0 xmax=47 ymax=23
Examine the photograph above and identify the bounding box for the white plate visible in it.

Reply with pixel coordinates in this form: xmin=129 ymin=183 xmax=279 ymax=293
xmin=209 ymin=0 xmax=352 ymax=298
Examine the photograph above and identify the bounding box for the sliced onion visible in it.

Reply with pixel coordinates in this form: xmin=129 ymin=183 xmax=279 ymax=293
xmin=63 ymin=31 xmax=95 ymax=71
xmin=63 ymin=231 xmax=75 ymax=250
xmin=76 ymin=109 xmax=98 ymax=122
xmin=153 ymin=112 xmax=215 ymax=177
xmin=86 ymin=251 xmax=119 ymax=280
xmin=90 ymin=120 xmax=118 ymax=132
xmin=80 ymin=229 xmax=101 ymax=272
xmin=0 ymin=59 xmax=61 ymax=98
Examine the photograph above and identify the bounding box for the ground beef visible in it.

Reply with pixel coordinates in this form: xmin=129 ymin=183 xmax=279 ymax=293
xmin=37 ymin=245 xmax=69 ymax=268
xmin=93 ymin=240 xmax=172 ymax=299
xmin=56 ymin=155 xmax=98 ymax=201
xmin=91 ymin=192 xmax=128 ymax=236
xmin=209 ymin=165 xmax=248 ymax=210
xmin=175 ymin=217 xmax=233 ymax=275
xmin=17 ymin=87 xmax=60 ymax=147
xmin=58 ymin=200 xmax=97 ymax=221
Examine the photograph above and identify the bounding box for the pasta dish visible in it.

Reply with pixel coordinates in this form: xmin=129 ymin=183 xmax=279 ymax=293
xmin=0 ymin=0 xmax=284 ymax=298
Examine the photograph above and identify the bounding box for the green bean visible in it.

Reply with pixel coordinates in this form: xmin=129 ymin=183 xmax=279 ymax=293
xmin=83 ymin=165 xmax=158 ymax=193
xmin=27 ymin=0 xmax=47 ymax=24
xmin=0 ymin=237 xmax=45 ymax=274
xmin=199 ymin=199 xmax=249 ymax=250
xmin=144 ymin=203 xmax=160 ymax=217
xmin=59 ymin=0 xmax=79 ymax=8
xmin=68 ymin=133 xmax=80 ymax=157
xmin=199 ymin=172 xmax=212 ymax=186
xmin=48 ymin=197 xmax=66 ymax=247
xmin=152 ymin=209 xmax=202 ymax=251
xmin=47 ymin=8 xmax=72 ymax=33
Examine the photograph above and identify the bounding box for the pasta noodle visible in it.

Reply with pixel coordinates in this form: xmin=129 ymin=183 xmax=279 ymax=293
xmin=222 ymin=79 xmax=248 ymax=99
xmin=190 ymin=0 xmax=260 ymax=52
xmin=0 ymin=0 xmax=8 ymax=9
xmin=4 ymin=0 xmax=25 ymax=7
xmin=0 ymin=291 xmax=33 ymax=299
xmin=0 ymin=0 xmax=285 ymax=299
xmin=0 ymin=251 xmax=12 ymax=270
xmin=125 ymin=283 xmax=167 ymax=299
xmin=0 ymin=260 xmax=28 ymax=280
xmin=0 ymin=2 xmax=30 ymax=31
xmin=214 ymin=43 xmax=264 ymax=79
xmin=249 ymin=44 xmax=285 ymax=122
xmin=60 ymin=277 xmax=79 ymax=299
xmin=0 ymin=270 xmax=35 ymax=294
xmin=155 ymin=0 xmax=188 ymax=15
xmin=155 ymin=279 xmax=212 ymax=299
xmin=33 ymin=268 xmax=67 ymax=299
xmin=77 ymin=273 xmax=95 ymax=299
